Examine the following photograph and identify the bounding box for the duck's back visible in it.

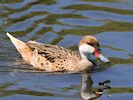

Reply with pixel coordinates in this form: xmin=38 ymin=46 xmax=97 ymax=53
xmin=27 ymin=41 xmax=81 ymax=72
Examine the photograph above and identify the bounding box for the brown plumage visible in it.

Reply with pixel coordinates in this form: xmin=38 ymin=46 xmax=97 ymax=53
xmin=6 ymin=32 xmax=109 ymax=72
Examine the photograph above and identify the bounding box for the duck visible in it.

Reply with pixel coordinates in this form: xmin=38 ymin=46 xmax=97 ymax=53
xmin=6 ymin=32 xmax=109 ymax=72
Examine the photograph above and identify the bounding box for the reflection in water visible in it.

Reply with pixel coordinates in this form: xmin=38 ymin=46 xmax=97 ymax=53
xmin=80 ymin=73 xmax=111 ymax=100
xmin=81 ymin=73 xmax=98 ymax=100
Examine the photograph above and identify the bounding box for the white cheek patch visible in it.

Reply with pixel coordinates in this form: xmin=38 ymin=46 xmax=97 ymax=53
xmin=88 ymin=45 xmax=95 ymax=53
xmin=79 ymin=44 xmax=95 ymax=54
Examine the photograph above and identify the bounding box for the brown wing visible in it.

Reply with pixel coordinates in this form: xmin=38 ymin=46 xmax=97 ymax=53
xmin=27 ymin=41 xmax=77 ymax=64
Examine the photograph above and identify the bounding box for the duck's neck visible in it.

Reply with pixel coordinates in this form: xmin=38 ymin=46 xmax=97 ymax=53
xmin=80 ymin=52 xmax=90 ymax=61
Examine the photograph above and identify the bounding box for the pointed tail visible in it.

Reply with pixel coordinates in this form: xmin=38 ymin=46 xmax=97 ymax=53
xmin=6 ymin=32 xmax=32 ymax=63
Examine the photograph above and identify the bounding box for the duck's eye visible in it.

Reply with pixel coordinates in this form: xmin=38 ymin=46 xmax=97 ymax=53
xmin=87 ymin=43 xmax=93 ymax=46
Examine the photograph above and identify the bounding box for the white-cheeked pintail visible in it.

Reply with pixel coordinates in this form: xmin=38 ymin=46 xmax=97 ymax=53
xmin=6 ymin=32 xmax=109 ymax=72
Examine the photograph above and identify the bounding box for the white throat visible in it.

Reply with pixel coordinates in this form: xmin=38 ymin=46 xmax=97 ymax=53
xmin=79 ymin=44 xmax=95 ymax=60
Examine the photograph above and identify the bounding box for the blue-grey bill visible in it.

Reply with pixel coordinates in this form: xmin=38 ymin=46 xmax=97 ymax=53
xmin=99 ymin=54 xmax=110 ymax=63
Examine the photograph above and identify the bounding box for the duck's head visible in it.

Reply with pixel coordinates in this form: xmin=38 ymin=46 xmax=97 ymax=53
xmin=79 ymin=35 xmax=109 ymax=63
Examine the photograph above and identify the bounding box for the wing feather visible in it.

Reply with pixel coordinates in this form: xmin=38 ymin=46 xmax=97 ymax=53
xmin=27 ymin=41 xmax=74 ymax=63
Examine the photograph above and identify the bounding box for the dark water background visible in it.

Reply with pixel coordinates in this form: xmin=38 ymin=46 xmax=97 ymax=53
xmin=0 ymin=0 xmax=133 ymax=100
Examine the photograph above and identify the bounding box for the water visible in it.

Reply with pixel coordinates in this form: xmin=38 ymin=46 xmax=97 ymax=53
xmin=0 ymin=0 xmax=133 ymax=99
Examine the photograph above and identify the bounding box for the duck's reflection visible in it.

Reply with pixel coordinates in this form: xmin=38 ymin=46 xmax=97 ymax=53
xmin=80 ymin=73 xmax=111 ymax=100
xmin=81 ymin=73 xmax=98 ymax=100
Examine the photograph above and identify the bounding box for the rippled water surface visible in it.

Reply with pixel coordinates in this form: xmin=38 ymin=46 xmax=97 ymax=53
xmin=0 ymin=0 xmax=133 ymax=100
